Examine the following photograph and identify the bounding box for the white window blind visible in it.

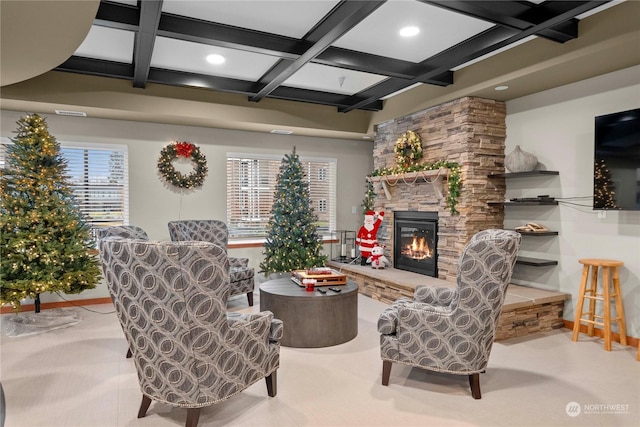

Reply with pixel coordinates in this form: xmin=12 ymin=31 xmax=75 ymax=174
xmin=1 ymin=140 xmax=129 ymax=227
xmin=226 ymin=153 xmax=336 ymax=238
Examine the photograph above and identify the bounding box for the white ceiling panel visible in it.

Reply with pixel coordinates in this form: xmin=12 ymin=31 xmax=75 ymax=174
xmin=74 ymin=26 xmax=134 ymax=63
xmin=50 ymin=0 xmax=622 ymax=113
xmin=161 ymin=0 xmax=341 ymax=38
xmin=151 ymin=37 xmax=280 ymax=81
xmin=333 ymin=1 xmax=494 ymax=63
xmin=283 ymin=63 xmax=388 ymax=95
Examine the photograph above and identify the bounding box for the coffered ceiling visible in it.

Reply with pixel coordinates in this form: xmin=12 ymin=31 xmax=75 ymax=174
xmin=1 ymin=0 xmax=638 ymax=140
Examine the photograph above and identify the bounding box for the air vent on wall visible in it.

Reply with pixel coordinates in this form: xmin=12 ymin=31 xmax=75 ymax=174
xmin=270 ymin=129 xmax=293 ymax=135
xmin=55 ymin=110 xmax=87 ymax=117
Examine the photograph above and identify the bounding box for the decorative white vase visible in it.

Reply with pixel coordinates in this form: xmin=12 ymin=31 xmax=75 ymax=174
xmin=505 ymin=145 xmax=538 ymax=173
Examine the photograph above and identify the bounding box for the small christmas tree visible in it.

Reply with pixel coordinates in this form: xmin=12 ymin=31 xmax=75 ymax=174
xmin=361 ymin=179 xmax=376 ymax=215
xmin=260 ymin=147 xmax=327 ymax=274
xmin=0 ymin=114 xmax=101 ymax=312
xmin=594 ymin=159 xmax=617 ymax=209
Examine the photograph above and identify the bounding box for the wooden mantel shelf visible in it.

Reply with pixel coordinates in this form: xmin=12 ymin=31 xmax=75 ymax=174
xmin=368 ymin=169 xmax=450 ymax=200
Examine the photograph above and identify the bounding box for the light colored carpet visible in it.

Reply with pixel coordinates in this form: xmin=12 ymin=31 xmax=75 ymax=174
xmin=1 ymin=291 xmax=638 ymax=427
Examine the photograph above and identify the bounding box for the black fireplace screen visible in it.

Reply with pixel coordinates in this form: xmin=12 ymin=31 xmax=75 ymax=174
xmin=394 ymin=211 xmax=438 ymax=277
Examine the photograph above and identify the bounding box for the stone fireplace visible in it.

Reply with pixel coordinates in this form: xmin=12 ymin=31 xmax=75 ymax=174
xmin=393 ymin=211 xmax=438 ymax=277
xmin=372 ymin=97 xmax=507 ymax=282
xmin=329 ymin=96 xmax=569 ymax=340
xmin=329 ymin=96 xmax=569 ymax=341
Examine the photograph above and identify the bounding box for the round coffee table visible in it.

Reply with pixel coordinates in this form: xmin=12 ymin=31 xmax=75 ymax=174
xmin=259 ymin=277 xmax=358 ymax=348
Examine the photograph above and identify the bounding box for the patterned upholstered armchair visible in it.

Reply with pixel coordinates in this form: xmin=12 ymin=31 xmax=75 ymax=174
xmin=98 ymin=239 xmax=282 ymax=427
xmin=94 ymin=225 xmax=149 ymax=358
xmin=378 ymin=229 xmax=521 ymax=399
xmin=94 ymin=225 xmax=149 ymax=241
xmin=168 ymin=220 xmax=255 ymax=306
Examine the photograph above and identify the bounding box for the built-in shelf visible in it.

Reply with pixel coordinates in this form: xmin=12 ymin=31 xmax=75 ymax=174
xmin=368 ymin=169 xmax=449 ymax=200
xmin=488 ymin=201 xmax=558 ymax=206
xmin=491 ymin=171 xmax=561 ymax=270
xmin=488 ymin=170 xmax=560 ymax=178
xmin=512 ymin=230 xmax=559 ymax=236
xmin=516 ymin=257 xmax=559 ymax=267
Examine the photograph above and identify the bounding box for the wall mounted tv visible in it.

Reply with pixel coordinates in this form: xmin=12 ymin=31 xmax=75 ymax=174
xmin=593 ymin=107 xmax=640 ymax=210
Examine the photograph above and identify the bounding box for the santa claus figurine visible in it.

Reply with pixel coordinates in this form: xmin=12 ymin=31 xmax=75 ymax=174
xmin=356 ymin=210 xmax=384 ymax=265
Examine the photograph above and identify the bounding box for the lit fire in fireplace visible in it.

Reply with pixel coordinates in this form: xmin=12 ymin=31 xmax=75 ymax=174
xmin=403 ymin=235 xmax=433 ymax=260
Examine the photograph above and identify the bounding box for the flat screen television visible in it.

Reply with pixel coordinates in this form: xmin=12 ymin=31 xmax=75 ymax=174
xmin=593 ymin=108 xmax=640 ymax=210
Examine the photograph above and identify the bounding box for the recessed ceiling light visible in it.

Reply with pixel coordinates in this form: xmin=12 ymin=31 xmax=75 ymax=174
xmin=362 ymin=136 xmax=371 ymax=139
xmin=399 ymin=26 xmax=420 ymax=37
xmin=270 ymin=129 xmax=293 ymax=135
xmin=495 ymin=85 xmax=509 ymax=91
xmin=206 ymin=54 xmax=225 ymax=65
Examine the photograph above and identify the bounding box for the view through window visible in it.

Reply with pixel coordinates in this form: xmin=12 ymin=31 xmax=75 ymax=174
xmin=1 ymin=140 xmax=129 ymax=228
xmin=226 ymin=153 xmax=336 ymax=238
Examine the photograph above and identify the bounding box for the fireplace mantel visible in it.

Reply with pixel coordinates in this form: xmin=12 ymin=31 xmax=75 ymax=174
xmin=368 ymin=168 xmax=449 ymax=200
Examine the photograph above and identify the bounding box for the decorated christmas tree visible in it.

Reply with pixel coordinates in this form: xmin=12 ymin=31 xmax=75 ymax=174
xmin=260 ymin=147 xmax=327 ymax=274
xmin=594 ymin=159 xmax=617 ymax=209
xmin=0 ymin=114 xmax=101 ymax=312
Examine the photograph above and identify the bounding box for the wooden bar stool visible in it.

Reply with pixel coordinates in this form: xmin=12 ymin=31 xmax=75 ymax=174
xmin=572 ymin=259 xmax=627 ymax=351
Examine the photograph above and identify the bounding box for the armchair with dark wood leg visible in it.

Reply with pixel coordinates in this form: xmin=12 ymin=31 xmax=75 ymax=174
xmin=99 ymin=239 xmax=282 ymax=427
xmin=377 ymin=229 xmax=520 ymax=399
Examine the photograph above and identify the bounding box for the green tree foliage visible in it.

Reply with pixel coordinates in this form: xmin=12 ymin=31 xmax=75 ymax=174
xmin=260 ymin=147 xmax=327 ymax=274
xmin=0 ymin=114 xmax=100 ymax=311
xmin=361 ymin=179 xmax=376 ymax=215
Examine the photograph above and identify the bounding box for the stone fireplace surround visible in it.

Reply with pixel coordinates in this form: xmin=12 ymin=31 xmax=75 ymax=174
xmin=372 ymin=96 xmax=507 ymax=281
xmin=327 ymin=96 xmax=569 ymax=341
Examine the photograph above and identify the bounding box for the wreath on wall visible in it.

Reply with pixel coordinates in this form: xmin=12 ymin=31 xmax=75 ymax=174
xmin=157 ymin=141 xmax=208 ymax=189
xmin=394 ymin=130 xmax=423 ymax=167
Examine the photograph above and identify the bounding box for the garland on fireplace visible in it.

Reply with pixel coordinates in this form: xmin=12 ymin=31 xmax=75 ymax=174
xmin=369 ymin=160 xmax=461 ymax=215
xmin=157 ymin=141 xmax=208 ymax=189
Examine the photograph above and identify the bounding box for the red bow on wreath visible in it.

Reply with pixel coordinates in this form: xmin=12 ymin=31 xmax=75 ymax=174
xmin=175 ymin=141 xmax=195 ymax=158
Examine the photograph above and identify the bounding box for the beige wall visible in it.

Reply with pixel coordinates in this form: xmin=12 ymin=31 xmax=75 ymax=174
xmin=3 ymin=65 xmax=639 ymax=340
xmin=0 ymin=111 xmax=374 ymax=303
xmin=504 ymin=65 xmax=640 ymax=338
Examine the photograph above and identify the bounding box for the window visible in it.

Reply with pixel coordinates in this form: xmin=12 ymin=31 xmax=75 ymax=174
xmin=318 ymin=167 xmax=327 ymax=181
xmin=227 ymin=153 xmax=336 ymax=238
xmin=1 ymin=140 xmax=129 ymax=228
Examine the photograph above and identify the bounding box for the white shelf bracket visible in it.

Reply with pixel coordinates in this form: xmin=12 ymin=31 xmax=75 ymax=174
xmin=380 ymin=180 xmax=391 ymax=200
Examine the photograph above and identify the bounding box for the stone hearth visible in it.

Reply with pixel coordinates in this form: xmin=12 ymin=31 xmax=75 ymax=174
xmin=328 ymin=262 xmax=568 ymax=341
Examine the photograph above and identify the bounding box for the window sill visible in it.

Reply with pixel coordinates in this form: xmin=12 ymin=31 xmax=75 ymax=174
xmin=229 ymin=236 xmax=338 ymax=249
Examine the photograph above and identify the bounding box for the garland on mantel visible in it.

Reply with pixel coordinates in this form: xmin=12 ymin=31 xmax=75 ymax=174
xmin=369 ymin=160 xmax=461 ymax=215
